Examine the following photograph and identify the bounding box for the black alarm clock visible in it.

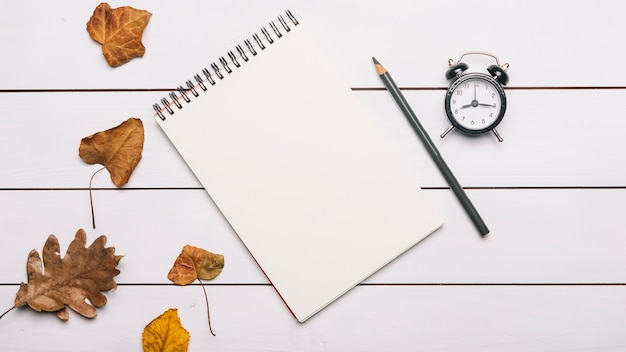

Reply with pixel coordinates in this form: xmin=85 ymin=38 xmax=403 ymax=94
xmin=440 ymin=52 xmax=509 ymax=142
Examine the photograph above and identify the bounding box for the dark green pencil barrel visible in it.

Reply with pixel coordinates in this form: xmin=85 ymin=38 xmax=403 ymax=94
xmin=373 ymin=57 xmax=489 ymax=236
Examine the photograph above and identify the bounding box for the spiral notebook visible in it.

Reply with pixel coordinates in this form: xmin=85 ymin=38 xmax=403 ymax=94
xmin=153 ymin=10 xmax=442 ymax=322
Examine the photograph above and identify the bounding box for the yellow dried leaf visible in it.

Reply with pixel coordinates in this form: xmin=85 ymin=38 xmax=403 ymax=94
xmin=142 ymin=308 xmax=190 ymax=352
xmin=86 ymin=2 xmax=152 ymax=67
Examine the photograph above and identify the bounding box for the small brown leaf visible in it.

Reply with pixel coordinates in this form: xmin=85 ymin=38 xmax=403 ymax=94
xmin=86 ymin=2 xmax=152 ymax=67
xmin=142 ymin=308 xmax=190 ymax=352
xmin=167 ymin=245 xmax=224 ymax=336
xmin=168 ymin=245 xmax=224 ymax=285
xmin=12 ymin=229 xmax=122 ymax=320
xmin=79 ymin=117 xmax=144 ymax=187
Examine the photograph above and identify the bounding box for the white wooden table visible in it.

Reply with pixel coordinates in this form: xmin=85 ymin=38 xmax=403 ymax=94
xmin=2 ymin=1 xmax=626 ymax=351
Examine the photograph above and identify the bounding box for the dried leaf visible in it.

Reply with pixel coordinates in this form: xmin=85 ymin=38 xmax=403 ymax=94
xmin=142 ymin=308 xmax=190 ymax=352
xmin=79 ymin=117 xmax=144 ymax=187
xmin=12 ymin=229 xmax=122 ymax=320
xmin=168 ymin=245 xmax=224 ymax=285
xmin=167 ymin=245 xmax=224 ymax=336
xmin=86 ymin=2 xmax=152 ymax=67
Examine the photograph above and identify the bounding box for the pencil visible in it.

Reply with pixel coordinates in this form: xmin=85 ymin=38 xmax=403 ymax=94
xmin=373 ymin=57 xmax=489 ymax=236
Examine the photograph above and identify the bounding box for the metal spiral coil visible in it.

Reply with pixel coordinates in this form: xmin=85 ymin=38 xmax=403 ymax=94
xmin=153 ymin=10 xmax=298 ymax=120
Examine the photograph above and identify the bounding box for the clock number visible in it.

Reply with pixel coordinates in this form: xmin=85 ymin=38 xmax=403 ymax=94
xmin=482 ymin=119 xmax=486 ymax=124
xmin=454 ymin=109 xmax=458 ymax=115
xmin=457 ymin=90 xmax=463 ymax=96
xmin=491 ymin=92 xmax=496 ymax=98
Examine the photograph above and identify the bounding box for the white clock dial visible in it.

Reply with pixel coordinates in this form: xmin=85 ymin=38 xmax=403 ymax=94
xmin=449 ymin=77 xmax=502 ymax=131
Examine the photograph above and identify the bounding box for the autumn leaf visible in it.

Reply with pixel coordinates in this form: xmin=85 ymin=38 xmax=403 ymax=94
xmin=86 ymin=2 xmax=152 ymax=67
xmin=79 ymin=117 xmax=144 ymax=228
xmin=1 ymin=229 xmax=122 ymax=321
xmin=168 ymin=245 xmax=224 ymax=336
xmin=79 ymin=117 xmax=144 ymax=187
xmin=168 ymin=245 xmax=225 ymax=285
xmin=142 ymin=308 xmax=190 ymax=352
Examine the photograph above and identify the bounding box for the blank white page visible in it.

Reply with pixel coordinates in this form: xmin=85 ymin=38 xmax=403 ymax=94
xmin=155 ymin=14 xmax=442 ymax=322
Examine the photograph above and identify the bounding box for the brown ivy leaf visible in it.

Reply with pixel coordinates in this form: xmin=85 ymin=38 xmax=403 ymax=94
xmin=79 ymin=117 xmax=144 ymax=187
xmin=86 ymin=2 xmax=152 ymax=67
xmin=142 ymin=308 xmax=190 ymax=352
xmin=11 ymin=229 xmax=122 ymax=320
xmin=168 ymin=245 xmax=224 ymax=286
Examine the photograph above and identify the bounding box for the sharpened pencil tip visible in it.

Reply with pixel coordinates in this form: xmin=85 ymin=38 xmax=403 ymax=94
xmin=373 ymin=57 xmax=387 ymax=76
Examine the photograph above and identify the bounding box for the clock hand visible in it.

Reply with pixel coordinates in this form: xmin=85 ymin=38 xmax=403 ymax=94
xmin=461 ymin=100 xmax=480 ymax=109
xmin=478 ymin=103 xmax=496 ymax=107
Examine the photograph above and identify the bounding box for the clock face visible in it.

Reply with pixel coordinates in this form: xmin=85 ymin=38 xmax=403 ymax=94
xmin=444 ymin=73 xmax=506 ymax=134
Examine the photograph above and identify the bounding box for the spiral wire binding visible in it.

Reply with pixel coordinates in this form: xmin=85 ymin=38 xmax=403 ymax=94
xmin=153 ymin=10 xmax=299 ymax=121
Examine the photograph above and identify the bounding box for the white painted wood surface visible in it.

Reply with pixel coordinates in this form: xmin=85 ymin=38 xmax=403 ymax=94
xmin=1 ymin=1 xmax=625 ymax=351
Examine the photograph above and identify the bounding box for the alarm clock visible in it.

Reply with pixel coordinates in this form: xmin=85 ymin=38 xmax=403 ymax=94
xmin=440 ymin=52 xmax=509 ymax=142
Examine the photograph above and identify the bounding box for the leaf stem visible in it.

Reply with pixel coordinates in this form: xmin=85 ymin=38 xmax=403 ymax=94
xmin=197 ymin=279 xmax=215 ymax=336
xmin=0 ymin=306 xmax=16 ymax=320
xmin=89 ymin=166 xmax=106 ymax=229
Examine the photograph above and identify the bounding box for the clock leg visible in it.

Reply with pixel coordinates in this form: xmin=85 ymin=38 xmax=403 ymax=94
xmin=440 ymin=125 xmax=454 ymax=138
xmin=492 ymin=128 xmax=503 ymax=142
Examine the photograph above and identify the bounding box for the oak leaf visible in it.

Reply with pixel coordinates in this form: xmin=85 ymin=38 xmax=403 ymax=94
xmin=79 ymin=117 xmax=144 ymax=187
xmin=86 ymin=2 xmax=152 ymax=67
xmin=168 ymin=245 xmax=225 ymax=286
xmin=142 ymin=308 xmax=190 ymax=352
xmin=12 ymin=229 xmax=122 ymax=321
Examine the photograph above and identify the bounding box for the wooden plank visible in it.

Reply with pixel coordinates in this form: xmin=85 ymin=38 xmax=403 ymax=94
xmin=0 ymin=1 xmax=625 ymax=89
xmin=0 ymin=89 xmax=624 ymax=188
xmin=1 ymin=188 xmax=625 ymax=284
xmin=1 ymin=285 xmax=625 ymax=351
xmin=363 ymin=88 xmax=626 ymax=187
